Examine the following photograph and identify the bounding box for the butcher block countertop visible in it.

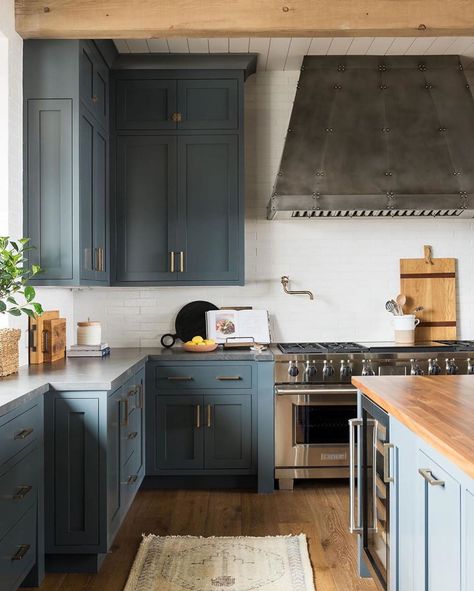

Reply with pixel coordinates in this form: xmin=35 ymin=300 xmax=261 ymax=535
xmin=352 ymin=375 xmax=474 ymax=480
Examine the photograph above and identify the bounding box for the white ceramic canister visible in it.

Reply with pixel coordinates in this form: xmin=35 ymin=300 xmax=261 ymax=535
xmin=393 ymin=314 xmax=420 ymax=345
xmin=77 ymin=321 xmax=102 ymax=346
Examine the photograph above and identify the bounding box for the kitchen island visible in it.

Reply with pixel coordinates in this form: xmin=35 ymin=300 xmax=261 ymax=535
xmin=353 ymin=375 xmax=474 ymax=591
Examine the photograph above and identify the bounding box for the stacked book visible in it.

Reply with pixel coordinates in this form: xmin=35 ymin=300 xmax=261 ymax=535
xmin=67 ymin=343 xmax=111 ymax=358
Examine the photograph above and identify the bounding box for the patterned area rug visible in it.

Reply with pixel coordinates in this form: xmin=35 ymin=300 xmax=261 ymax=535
xmin=124 ymin=534 xmax=315 ymax=591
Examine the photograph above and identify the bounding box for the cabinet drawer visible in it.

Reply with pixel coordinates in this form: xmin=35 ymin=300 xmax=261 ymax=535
xmin=154 ymin=365 xmax=252 ymax=390
xmin=0 ymin=404 xmax=41 ymax=467
xmin=0 ymin=504 xmax=36 ymax=591
xmin=121 ymin=407 xmax=141 ymax=467
xmin=0 ymin=448 xmax=38 ymax=542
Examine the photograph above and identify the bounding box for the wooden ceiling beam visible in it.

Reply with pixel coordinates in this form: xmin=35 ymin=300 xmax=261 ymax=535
xmin=15 ymin=0 xmax=474 ymax=39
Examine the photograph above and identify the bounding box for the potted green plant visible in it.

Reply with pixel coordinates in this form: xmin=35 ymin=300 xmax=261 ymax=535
xmin=0 ymin=237 xmax=43 ymax=376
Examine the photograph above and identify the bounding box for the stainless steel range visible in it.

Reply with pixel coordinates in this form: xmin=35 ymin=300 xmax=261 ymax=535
xmin=274 ymin=340 xmax=474 ymax=490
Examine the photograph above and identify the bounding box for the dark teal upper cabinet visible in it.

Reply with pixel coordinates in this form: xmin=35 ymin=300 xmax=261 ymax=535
xmin=80 ymin=41 xmax=109 ymax=131
xmin=177 ymin=79 xmax=238 ymax=129
xmin=112 ymin=71 xmax=245 ymax=286
xmin=116 ymin=79 xmax=177 ymax=130
xmin=115 ymin=135 xmax=177 ymax=282
xmin=177 ymin=135 xmax=240 ymax=281
xmin=24 ymin=39 xmax=114 ymax=286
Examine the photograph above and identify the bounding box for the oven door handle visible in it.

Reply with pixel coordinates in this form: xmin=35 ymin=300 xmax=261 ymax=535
xmin=275 ymin=387 xmax=358 ymax=396
xmin=349 ymin=418 xmax=363 ymax=534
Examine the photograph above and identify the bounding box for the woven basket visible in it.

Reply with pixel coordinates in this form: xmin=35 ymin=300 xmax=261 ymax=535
xmin=0 ymin=328 xmax=21 ymax=377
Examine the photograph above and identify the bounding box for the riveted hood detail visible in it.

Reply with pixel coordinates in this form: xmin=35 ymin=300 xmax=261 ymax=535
xmin=268 ymin=55 xmax=474 ymax=219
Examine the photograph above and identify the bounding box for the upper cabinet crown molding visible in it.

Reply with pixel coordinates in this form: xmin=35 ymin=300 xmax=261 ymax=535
xmin=15 ymin=0 xmax=474 ymax=39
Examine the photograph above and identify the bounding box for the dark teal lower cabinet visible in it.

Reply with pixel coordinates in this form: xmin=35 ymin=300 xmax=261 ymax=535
xmin=155 ymin=395 xmax=204 ymax=470
xmin=147 ymin=362 xmax=258 ymax=480
xmin=0 ymin=398 xmax=44 ymax=591
xmin=44 ymin=366 xmax=145 ymax=573
xmin=204 ymin=394 xmax=252 ymax=470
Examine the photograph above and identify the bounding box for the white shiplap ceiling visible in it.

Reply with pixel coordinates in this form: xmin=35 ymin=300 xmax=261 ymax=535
xmin=114 ymin=37 xmax=474 ymax=70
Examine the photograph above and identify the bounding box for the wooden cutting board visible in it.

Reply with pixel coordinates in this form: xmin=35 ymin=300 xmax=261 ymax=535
xmin=400 ymin=247 xmax=457 ymax=342
xmin=43 ymin=317 xmax=67 ymax=363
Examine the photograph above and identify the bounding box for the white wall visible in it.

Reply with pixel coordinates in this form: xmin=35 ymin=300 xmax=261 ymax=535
xmin=0 ymin=0 xmax=75 ymax=362
xmin=73 ymin=71 xmax=474 ymax=346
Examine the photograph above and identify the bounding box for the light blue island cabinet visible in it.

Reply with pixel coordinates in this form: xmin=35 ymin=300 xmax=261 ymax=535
xmin=355 ymin=381 xmax=474 ymax=591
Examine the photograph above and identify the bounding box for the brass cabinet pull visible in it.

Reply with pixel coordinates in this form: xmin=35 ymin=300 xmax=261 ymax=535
xmin=13 ymin=485 xmax=33 ymax=501
xmin=179 ymin=251 xmax=184 ymax=273
xmin=12 ymin=544 xmax=31 ymax=561
xmin=94 ymin=247 xmax=99 ymax=271
xmin=207 ymin=404 xmax=212 ymax=428
xmin=195 ymin=404 xmax=201 ymax=429
xmin=171 ymin=112 xmax=182 ymax=123
xmin=167 ymin=376 xmax=193 ymax=381
xmin=14 ymin=428 xmax=34 ymax=440
xmin=127 ymin=431 xmax=138 ymax=440
xmin=136 ymin=383 xmax=144 ymax=409
xmin=418 ymin=468 xmax=445 ymax=487
xmin=169 ymin=251 xmax=175 ymax=273
xmin=120 ymin=399 xmax=129 ymax=427
xmin=127 ymin=475 xmax=138 ymax=485
xmin=92 ymin=95 xmax=98 ymax=104
xmin=99 ymin=247 xmax=105 ymax=272
xmin=216 ymin=376 xmax=242 ymax=381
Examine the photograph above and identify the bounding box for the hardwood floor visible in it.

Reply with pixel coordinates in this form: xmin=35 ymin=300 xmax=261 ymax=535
xmin=26 ymin=480 xmax=377 ymax=591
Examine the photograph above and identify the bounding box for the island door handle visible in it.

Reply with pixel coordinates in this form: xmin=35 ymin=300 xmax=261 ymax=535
xmin=348 ymin=418 xmax=363 ymax=534
xmin=207 ymin=404 xmax=212 ymax=428
xmin=383 ymin=443 xmax=395 ymax=484
xmin=418 ymin=468 xmax=445 ymax=487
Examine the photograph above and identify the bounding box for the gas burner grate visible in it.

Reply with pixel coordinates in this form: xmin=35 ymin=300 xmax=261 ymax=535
xmin=278 ymin=342 xmax=367 ymax=354
xmin=278 ymin=343 xmax=328 ymax=354
xmin=435 ymin=340 xmax=474 ymax=351
xmin=319 ymin=342 xmax=368 ymax=353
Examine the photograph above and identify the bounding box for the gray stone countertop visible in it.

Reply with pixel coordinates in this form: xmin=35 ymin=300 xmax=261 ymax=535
xmin=0 ymin=346 xmax=273 ymax=417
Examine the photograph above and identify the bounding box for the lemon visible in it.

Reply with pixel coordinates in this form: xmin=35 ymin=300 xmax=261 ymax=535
xmin=185 ymin=341 xmax=193 ymax=345
xmin=204 ymin=339 xmax=215 ymax=345
xmin=197 ymin=342 xmax=207 ymax=346
xmin=192 ymin=336 xmax=204 ymax=344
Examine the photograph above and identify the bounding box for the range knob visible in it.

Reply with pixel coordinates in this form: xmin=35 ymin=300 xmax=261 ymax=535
xmin=340 ymin=360 xmax=352 ymax=378
xmin=428 ymin=358 xmax=441 ymax=375
xmin=445 ymin=358 xmax=458 ymax=375
xmin=410 ymin=359 xmax=424 ymax=376
xmin=288 ymin=360 xmax=299 ymax=378
xmin=468 ymin=358 xmax=474 ymax=375
xmin=322 ymin=360 xmax=335 ymax=379
xmin=361 ymin=359 xmax=375 ymax=377
xmin=304 ymin=360 xmax=317 ymax=380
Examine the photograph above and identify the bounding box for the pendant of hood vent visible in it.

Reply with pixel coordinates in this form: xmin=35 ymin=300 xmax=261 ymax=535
xmin=268 ymin=55 xmax=474 ymax=220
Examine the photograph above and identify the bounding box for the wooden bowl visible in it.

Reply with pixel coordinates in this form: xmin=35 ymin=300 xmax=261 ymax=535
xmin=183 ymin=343 xmax=218 ymax=353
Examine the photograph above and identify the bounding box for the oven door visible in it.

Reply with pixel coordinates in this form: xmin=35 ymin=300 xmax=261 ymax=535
xmin=275 ymin=385 xmax=358 ymax=468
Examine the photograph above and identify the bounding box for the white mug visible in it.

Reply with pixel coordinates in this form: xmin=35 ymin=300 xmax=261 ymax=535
xmin=393 ymin=314 xmax=420 ymax=344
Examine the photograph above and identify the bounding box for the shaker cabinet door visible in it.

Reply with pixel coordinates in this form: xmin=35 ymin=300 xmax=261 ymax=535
xmin=79 ymin=41 xmax=109 ymax=130
xmin=53 ymin=398 xmax=100 ymax=547
xmin=177 ymin=79 xmax=238 ymax=130
xmin=26 ymin=99 xmax=73 ymax=282
xmin=80 ymin=109 xmax=108 ymax=283
xmin=204 ymin=394 xmax=252 ymax=470
xmin=417 ymin=450 xmax=461 ymax=591
xmin=115 ymin=135 xmax=178 ymax=283
xmin=116 ymin=79 xmax=177 ymax=130
xmin=154 ymin=395 xmax=204 ymax=470
xmin=176 ymin=135 xmax=241 ymax=283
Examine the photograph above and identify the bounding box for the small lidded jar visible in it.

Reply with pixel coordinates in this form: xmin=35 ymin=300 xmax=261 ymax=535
xmin=77 ymin=321 xmax=102 ymax=346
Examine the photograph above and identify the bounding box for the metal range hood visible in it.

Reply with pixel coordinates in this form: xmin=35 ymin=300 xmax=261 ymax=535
xmin=268 ymin=55 xmax=474 ymax=220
